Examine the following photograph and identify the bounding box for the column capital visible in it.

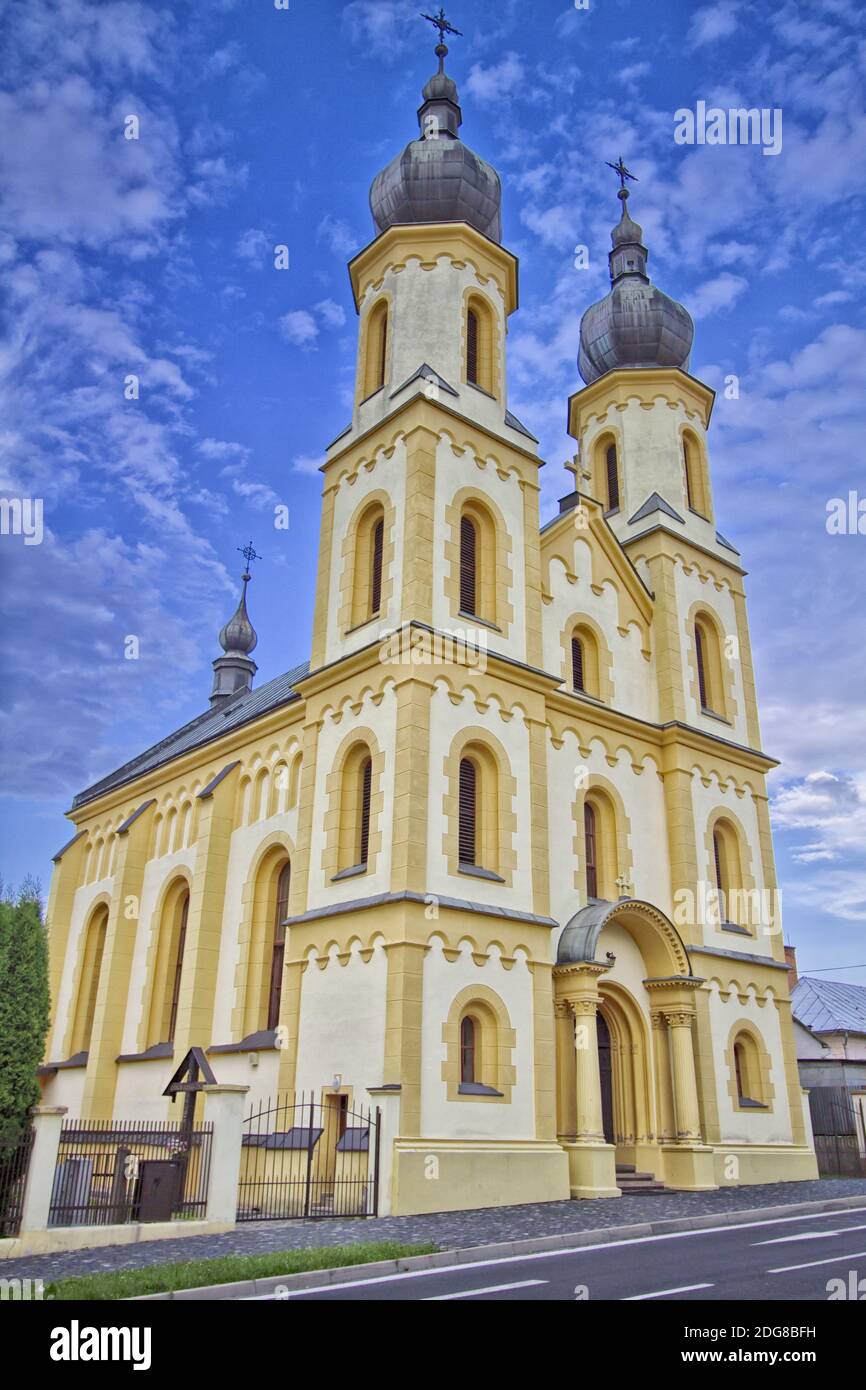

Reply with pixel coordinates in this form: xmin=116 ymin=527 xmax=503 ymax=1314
xmin=665 ymin=1009 xmax=697 ymax=1029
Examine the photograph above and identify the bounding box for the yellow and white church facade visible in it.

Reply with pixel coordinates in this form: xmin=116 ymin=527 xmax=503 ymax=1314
xmin=39 ymin=42 xmax=818 ymax=1214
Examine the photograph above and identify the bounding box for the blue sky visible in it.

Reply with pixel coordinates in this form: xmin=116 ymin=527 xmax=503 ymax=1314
xmin=0 ymin=0 xmax=864 ymax=983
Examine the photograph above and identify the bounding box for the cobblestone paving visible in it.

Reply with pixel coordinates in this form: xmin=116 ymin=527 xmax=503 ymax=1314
xmin=5 ymin=1178 xmax=865 ymax=1283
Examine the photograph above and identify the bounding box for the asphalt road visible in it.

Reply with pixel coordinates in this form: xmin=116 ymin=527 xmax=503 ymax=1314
xmin=256 ymin=1204 xmax=866 ymax=1301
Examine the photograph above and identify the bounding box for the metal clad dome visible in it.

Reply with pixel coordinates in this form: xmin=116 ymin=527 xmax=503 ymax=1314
xmin=578 ymin=186 xmax=694 ymax=386
xmin=369 ymin=44 xmax=502 ymax=244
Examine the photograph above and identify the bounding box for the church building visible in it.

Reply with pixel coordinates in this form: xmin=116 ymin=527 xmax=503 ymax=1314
xmin=39 ymin=32 xmax=817 ymax=1213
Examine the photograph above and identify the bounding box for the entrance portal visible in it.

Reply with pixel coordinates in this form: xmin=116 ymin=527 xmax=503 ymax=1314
xmin=597 ymin=1012 xmax=614 ymax=1144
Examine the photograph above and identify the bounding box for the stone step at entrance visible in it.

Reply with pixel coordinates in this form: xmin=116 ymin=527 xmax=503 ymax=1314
xmin=616 ymin=1164 xmax=667 ymax=1194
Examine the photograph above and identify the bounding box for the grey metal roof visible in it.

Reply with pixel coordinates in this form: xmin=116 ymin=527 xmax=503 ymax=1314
xmin=628 ymin=492 xmax=685 ymax=525
xmin=792 ymin=977 xmax=866 ymax=1035
xmin=504 ymin=409 xmax=538 ymax=442
xmin=72 ymin=660 xmax=309 ymax=811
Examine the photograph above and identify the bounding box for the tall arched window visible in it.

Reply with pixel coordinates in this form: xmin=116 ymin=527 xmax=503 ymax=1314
xmin=731 ymin=1029 xmax=767 ymax=1107
xmin=458 ymin=756 xmax=477 ymax=866
xmin=267 ymin=860 xmax=291 ymax=1029
xmin=147 ymin=884 xmax=189 ymax=1048
xmin=166 ymin=894 xmax=189 ymax=1045
xmin=363 ymin=300 xmax=388 ymax=398
xmin=584 ymin=802 xmax=598 ymax=898
xmin=460 ymin=1015 xmax=476 ymax=1083
xmin=358 ymin=755 xmax=372 ymax=866
xmin=605 ymin=443 xmax=620 ymax=512
xmin=683 ymin=439 xmax=696 ymax=510
xmin=711 ymin=818 xmax=747 ymax=929
xmin=70 ymin=905 xmax=108 ymax=1055
xmin=571 ymin=635 xmax=585 ymax=692
xmin=695 ymin=622 xmax=709 ymax=708
xmin=350 ymin=502 xmax=386 ymax=628
xmin=682 ymin=432 xmax=708 ymax=516
xmin=459 ymin=514 xmax=477 ymax=615
xmin=466 ymin=308 xmax=479 ymax=385
xmin=694 ymin=614 xmax=725 ymax=716
xmin=370 ymin=516 xmax=384 ymax=616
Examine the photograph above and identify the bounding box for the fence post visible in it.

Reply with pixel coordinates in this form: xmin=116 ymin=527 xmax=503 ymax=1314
xmin=201 ymin=1084 xmax=249 ymax=1225
xmin=366 ymin=1086 xmax=401 ymax=1217
xmin=19 ymin=1106 xmax=67 ymax=1233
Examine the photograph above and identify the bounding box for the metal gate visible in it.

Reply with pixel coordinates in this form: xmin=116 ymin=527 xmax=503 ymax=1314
xmin=809 ymin=1086 xmax=866 ymax=1178
xmin=48 ymin=1119 xmax=212 ymax=1226
xmin=237 ymin=1094 xmax=380 ymax=1221
xmin=0 ymin=1127 xmax=34 ymax=1237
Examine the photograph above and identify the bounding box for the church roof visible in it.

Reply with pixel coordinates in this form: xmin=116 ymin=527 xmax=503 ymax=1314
xmin=791 ymin=976 xmax=866 ymax=1036
xmin=72 ymin=660 xmax=309 ymax=811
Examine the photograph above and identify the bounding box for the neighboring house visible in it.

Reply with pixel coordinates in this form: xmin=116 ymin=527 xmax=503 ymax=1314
xmin=791 ymin=966 xmax=866 ymax=1175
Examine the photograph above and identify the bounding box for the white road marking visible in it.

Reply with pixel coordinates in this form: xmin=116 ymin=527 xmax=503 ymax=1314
xmin=423 ymin=1279 xmax=547 ymax=1300
xmin=756 ymin=1223 xmax=866 ymax=1247
xmin=249 ymin=1206 xmax=866 ymax=1298
xmin=768 ymin=1248 xmax=866 ymax=1275
xmin=623 ymin=1283 xmax=713 ymax=1300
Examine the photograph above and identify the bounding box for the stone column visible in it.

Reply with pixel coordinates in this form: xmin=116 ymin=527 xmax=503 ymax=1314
xmin=666 ymin=1010 xmax=703 ymax=1142
xmin=555 ymin=965 xmax=619 ymax=1199
xmin=651 ymin=1011 xmax=676 ymax=1143
xmin=20 ymin=1106 xmax=67 ymax=1233
xmin=201 ymin=1083 xmax=249 ymax=1226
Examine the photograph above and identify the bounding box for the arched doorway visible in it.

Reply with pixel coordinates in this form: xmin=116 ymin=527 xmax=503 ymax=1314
xmin=597 ymin=1012 xmax=614 ymax=1144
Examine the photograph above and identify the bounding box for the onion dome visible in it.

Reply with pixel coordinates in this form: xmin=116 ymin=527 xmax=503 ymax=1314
xmin=218 ymin=576 xmax=257 ymax=657
xmin=578 ymin=185 xmax=694 ymax=386
xmin=369 ymin=40 xmax=502 ymax=244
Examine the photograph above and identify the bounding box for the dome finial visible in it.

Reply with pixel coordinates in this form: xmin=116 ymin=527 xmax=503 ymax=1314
xmin=210 ymin=543 xmax=260 ymax=706
xmin=422 ymin=7 xmax=463 ymax=68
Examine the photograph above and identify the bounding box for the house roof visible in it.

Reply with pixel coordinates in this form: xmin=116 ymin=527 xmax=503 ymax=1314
xmin=71 ymin=660 xmax=309 ymax=811
xmin=791 ymin=976 xmax=866 ymax=1036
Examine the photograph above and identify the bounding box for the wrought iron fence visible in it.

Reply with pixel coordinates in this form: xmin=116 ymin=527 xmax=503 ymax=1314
xmin=0 ymin=1127 xmax=34 ymax=1238
xmin=48 ymin=1118 xmax=212 ymax=1227
xmin=238 ymin=1093 xmax=380 ymax=1221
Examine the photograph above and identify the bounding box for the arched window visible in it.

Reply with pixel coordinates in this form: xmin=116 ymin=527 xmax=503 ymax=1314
xmin=458 ymin=756 xmax=477 ymax=866
xmin=571 ymin=635 xmax=585 ymax=692
xmin=460 ymin=1015 xmax=476 ymax=1084
xmin=350 ymin=502 xmax=386 ymax=628
xmin=267 ymin=861 xmax=291 ymax=1030
xmin=358 ymin=755 xmax=372 ymax=866
xmin=464 ymin=295 xmax=496 ymax=394
xmin=584 ymin=802 xmax=598 ymax=899
xmin=605 ymin=442 xmax=620 ymax=512
xmin=694 ymin=613 xmax=726 ymax=717
xmin=711 ymin=818 xmax=747 ymax=929
xmin=362 ymin=300 xmax=388 ymax=398
xmin=466 ymin=308 xmax=479 ymax=385
xmin=459 ymin=514 xmax=477 ymax=615
xmin=682 ymin=432 xmax=709 ymax=517
xmin=731 ymin=1029 xmax=768 ymax=1108
xmin=147 ymin=883 xmax=189 ymax=1048
xmin=70 ymin=905 xmax=108 ymax=1055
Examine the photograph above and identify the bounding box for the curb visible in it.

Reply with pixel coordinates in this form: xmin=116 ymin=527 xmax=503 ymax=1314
xmin=128 ymin=1193 xmax=866 ymax=1301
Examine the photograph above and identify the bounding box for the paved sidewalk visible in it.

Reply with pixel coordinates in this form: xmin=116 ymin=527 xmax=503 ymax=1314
xmin=4 ymin=1178 xmax=865 ymax=1283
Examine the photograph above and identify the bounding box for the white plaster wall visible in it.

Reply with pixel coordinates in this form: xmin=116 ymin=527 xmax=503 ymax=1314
xmin=542 ymin=537 xmax=658 ymax=722
xmin=121 ymin=845 xmax=196 ymax=1054
xmin=294 ymin=940 xmax=388 ymax=1094
xmin=425 ymin=681 xmax=534 ymax=910
xmin=324 ymin=438 xmax=407 ymax=667
xmin=689 ymin=773 xmax=776 ymax=957
xmin=420 ymin=938 xmax=535 ymax=1139
xmin=546 ymin=730 xmax=671 ymax=940
xmin=431 ymin=434 xmax=528 ymax=664
xmin=596 ymin=921 xmax=654 ymax=1023
xmin=306 ymin=683 xmax=397 ymax=908
xmin=41 ymin=1065 xmax=87 ymax=1117
xmin=673 ymin=562 xmax=749 ymax=745
xmin=706 ymin=982 xmax=794 ymax=1144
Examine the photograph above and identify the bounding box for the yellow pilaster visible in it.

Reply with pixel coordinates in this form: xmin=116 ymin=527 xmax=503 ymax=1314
xmin=401 ymin=425 xmax=438 ymax=625
xmin=390 ymin=676 xmax=431 ymax=895
xmin=275 ymin=957 xmax=306 ymax=1095
xmin=531 ymin=961 xmax=557 ymax=1141
xmin=44 ymin=832 xmax=87 ymax=1060
xmin=651 ymin=1010 xmax=676 ymax=1142
xmin=646 ymin=552 xmax=686 ymax=722
xmin=731 ymin=586 xmax=762 ymax=749
xmin=521 ymin=477 xmax=544 ymax=669
xmin=666 ymin=1009 xmax=703 ymax=1141
xmin=527 ymin=717 xmax=551 ymax=919
xmin=288 ymin=717 xmax=322 ymax=918
xmin=310 ymin=483 xmax=337 ymax=670
xmin=383 ymin=938 xmax=425 ymax=1137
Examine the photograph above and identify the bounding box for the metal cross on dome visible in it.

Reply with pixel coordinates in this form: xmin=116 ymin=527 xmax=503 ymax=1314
xmin=237 ymin=541 xmax=261 ymax=578
xmin=606 ymin=155 xmax=638 ymax=190
xmin=422 ymin=7 xmax=462 ymax=44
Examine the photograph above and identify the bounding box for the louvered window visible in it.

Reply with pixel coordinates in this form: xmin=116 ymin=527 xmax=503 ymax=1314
xmin=358 ymin=756 xmax=372 ymax=866
xmin=695 ymin=624 xmax=709 ymax=708
xmin=584 ymin=803 xmax=598 ymax=899
xmin=734 ymin=1042 xmax=746 ymax=1102
xmin=460 ymin=514 xmax=477 ymax=615
xmin=467 ymin=308 xmax=479 ymax=385
xmin=370 ymin=517 xmax=384 ymax=615
xmin=460 ymin=1015 xmax=476 ymax=1083
xmin=572 ymin=636 xmax=585 ymax=692
xmin=683 ymin=441 xmax=695 ymax=510
xmin=606 ymin=443 xmax=620 ymax=511
xmin=458 ymin=757 xmax=477 ymax=865
xmin=267 ymin=861 xmax=291 ymax=1030
xmin=712 ymin=830 xmax=724 ymax=895
xmin=378 ymin=312 xmax=388 ymax=389
xmin=167 ymin=894 xmax=189 ymax=1044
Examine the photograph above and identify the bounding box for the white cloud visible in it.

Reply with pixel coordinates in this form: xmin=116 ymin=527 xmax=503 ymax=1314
xmin=317 ymin=214 xmax=357 ymax=258
xmin=688 ymin=3 xmax=740 ymax=48
xmin=279 ymin=310 xmax=318 ymax=348
xmin=465 ymin=53 xmax=525 ymax=104
xmin=689 ymin=272 xmax=748 ymax=317
xmin=235 ymin=227 xmax=271 ymax=268
xmin=315 ymin=298 xmax=346 ymax=329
